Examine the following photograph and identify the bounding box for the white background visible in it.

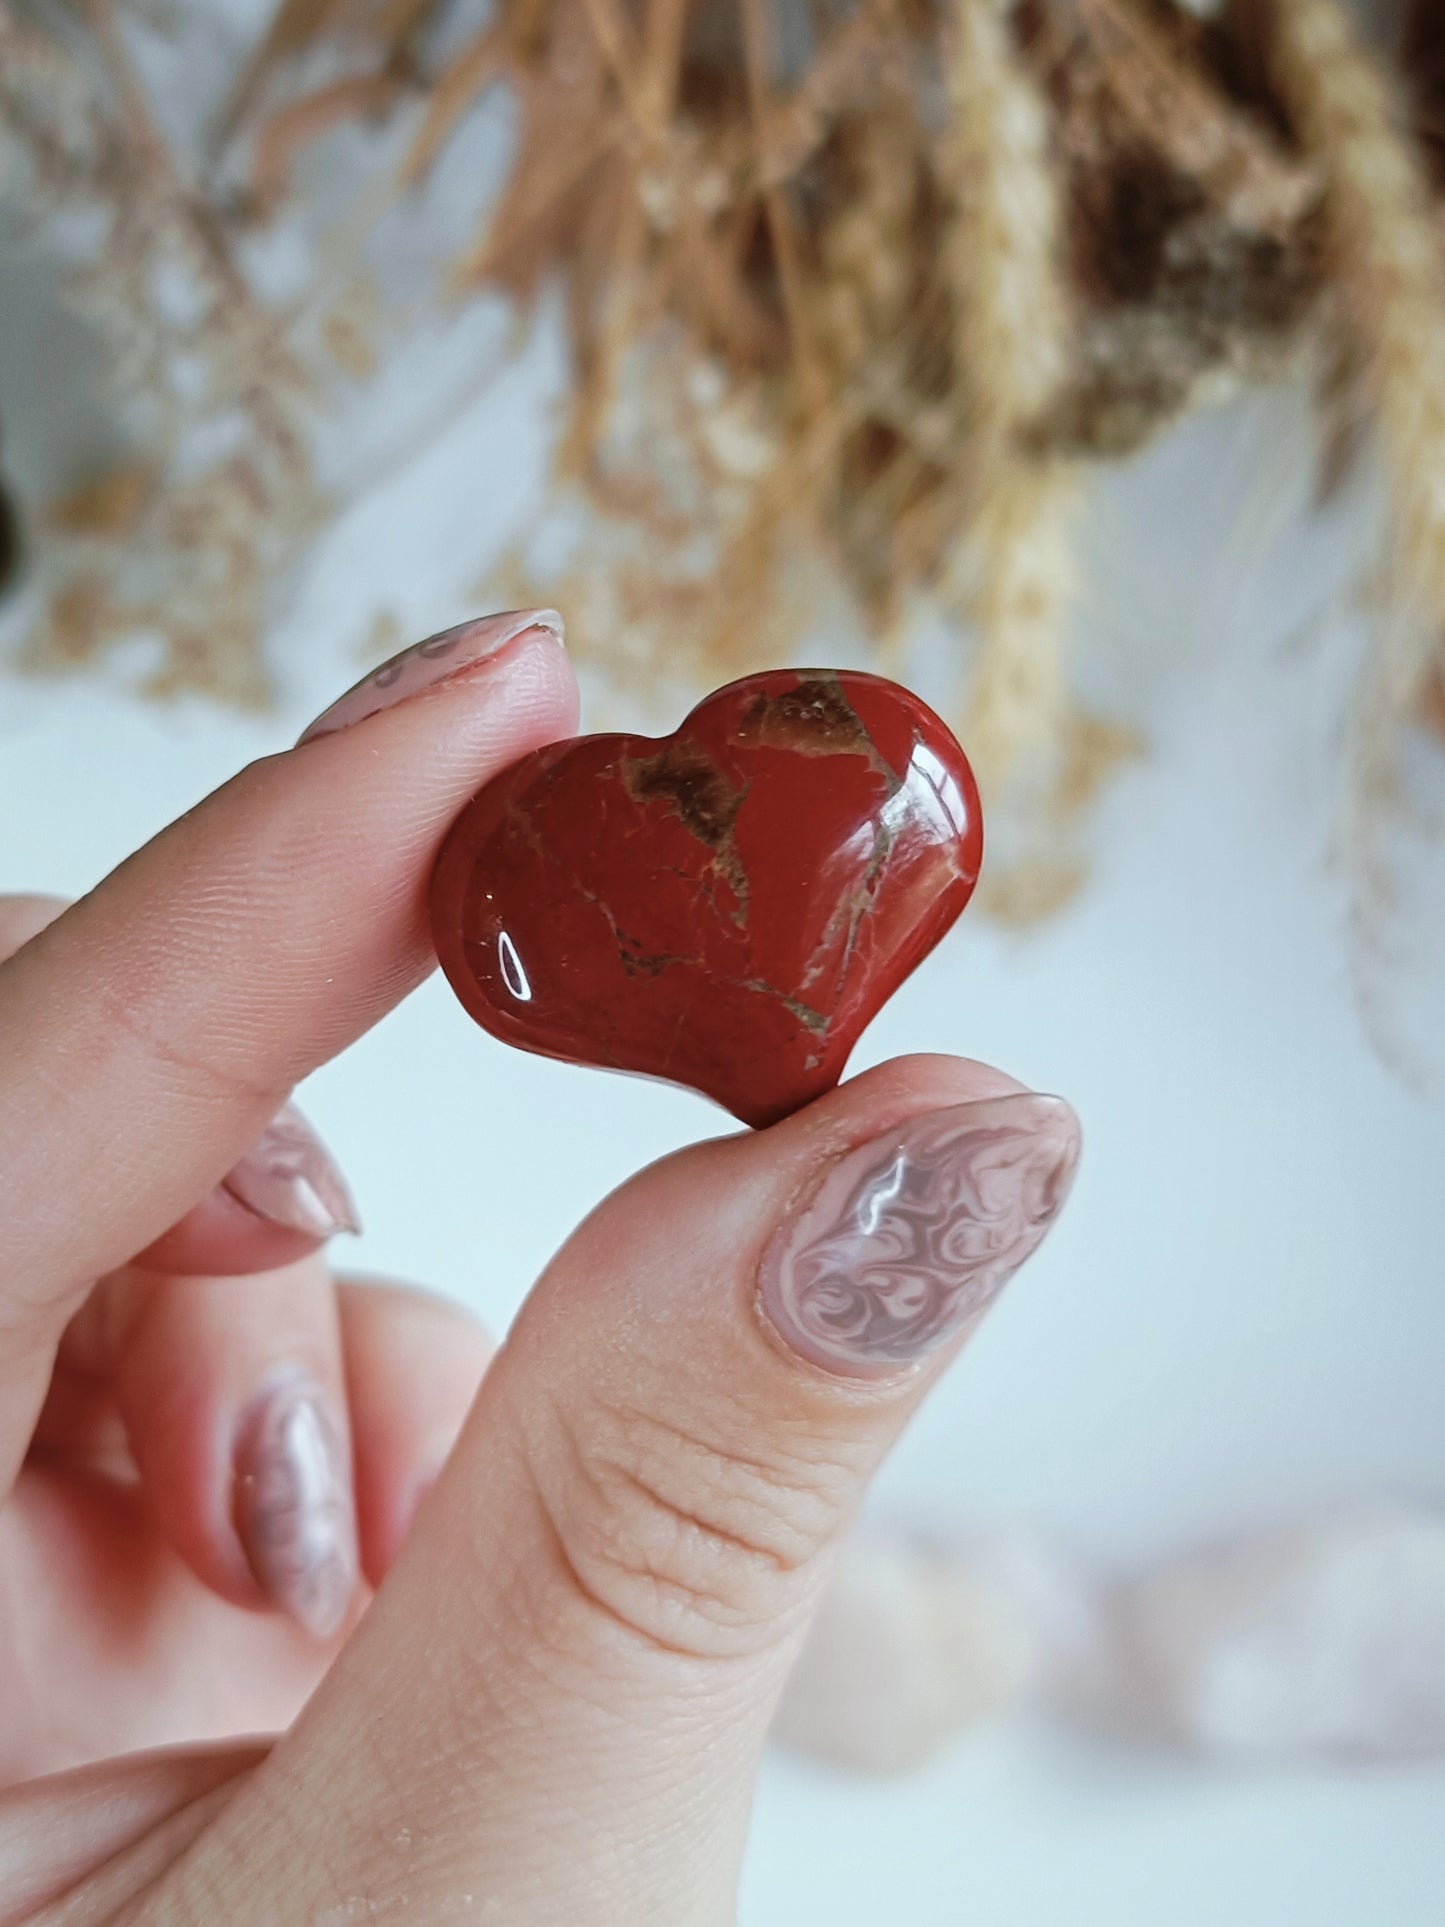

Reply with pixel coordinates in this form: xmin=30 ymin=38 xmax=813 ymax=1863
xmin=2 ymin=340 xmax=1444 ymax=1920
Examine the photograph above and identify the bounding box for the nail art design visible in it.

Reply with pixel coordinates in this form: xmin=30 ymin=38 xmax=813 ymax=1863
xmin=297 ymin=607 xmax=565 ymax=744
xmin=234 ymin=1368 xmax=358 ymax=1639
xmin=222 ymin=1102 xmax=361 ymax=1240
xmin=759 ymin=1093 xmax=1080 ymax=1378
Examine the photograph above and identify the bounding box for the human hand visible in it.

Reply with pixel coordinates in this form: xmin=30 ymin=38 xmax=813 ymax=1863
xmin=0 ymin=613 xmax=1078 ymax=1924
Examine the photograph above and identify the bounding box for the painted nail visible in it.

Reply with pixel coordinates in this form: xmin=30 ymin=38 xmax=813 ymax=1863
xmin=233 ymin=1367 xmax=359 ymax=1638
xmin=222 ymin=1102 xmax=361 ymax=1241
xmin=758 ymin=1092 xmax=1080 ymax=1379
xmin=297 ymin=607 xmax=565 ymax=744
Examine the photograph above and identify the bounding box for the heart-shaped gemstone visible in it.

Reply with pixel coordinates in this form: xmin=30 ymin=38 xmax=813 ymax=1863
xmin=430 ymin=669 xmax=982 ymax=1126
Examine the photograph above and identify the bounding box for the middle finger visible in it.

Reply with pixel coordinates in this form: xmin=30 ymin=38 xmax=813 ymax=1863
xmin=56 ymin=1252 xmax=360 ymax=1640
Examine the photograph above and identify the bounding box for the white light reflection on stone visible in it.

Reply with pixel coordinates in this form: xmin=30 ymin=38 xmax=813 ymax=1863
xmin=497 ymin=930 xmax=533 ymax=1002
xmin=908 ymin=739 xmax=971 ymax=837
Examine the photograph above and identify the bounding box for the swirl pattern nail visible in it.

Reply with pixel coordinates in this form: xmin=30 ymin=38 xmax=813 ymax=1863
xmin=758 ymin=1093 xmax=1080 ymax=1377
xmin=233 ymin=1367 xmax=358 ymax=1638
xmin=297 ymin=607 xmax=564 ymax=743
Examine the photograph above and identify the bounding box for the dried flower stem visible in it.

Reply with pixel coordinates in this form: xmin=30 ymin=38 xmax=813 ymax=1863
xmin=944 ymin=0 xmax=1076 ymax=791
xmin=757 ymin=0 xmax=894 ymax=192
xmin=559 ymin=0 xmax=689 ymax=471
xmin=966 ymin=463 xmax=1080 ymax=791
xmin=7 ymin=0 xmax=1431 ymax=970
xmin=0 ymin=0 xmax=319 ymax=704
xmin=405 ymin=19 xmax=506 ymax=182
xmin=740 ymin=0 xmax=828 ymax=421
xmin=1266 ymin=0 xmax=1445 ymax=771
xmin=254 ymin=72 xmax=406 ymax=213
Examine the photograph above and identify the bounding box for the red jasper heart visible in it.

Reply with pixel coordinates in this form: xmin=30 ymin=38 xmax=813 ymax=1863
xmin=430 ymin=669 xmax=983 ymax=1127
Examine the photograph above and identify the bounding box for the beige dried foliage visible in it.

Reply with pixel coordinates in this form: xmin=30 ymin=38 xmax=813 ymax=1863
xmin=0 ymin=0 xmax=321 ymax=708
xmin=1245 ymin=0 xmax=1445 ymax=1075
xmin=1046 ymin=0 xmax=1325 ymax=453
xmin=1263 ymin=0 xmax=1445 ymax=775
xmin=1403 ymin=0 xmax=1445 ymax=198
xmin=942 ymin=0 xmax=1076 ymax=808
xmin=47 ymin=464 xmax=156 ymax=540
xmin=471 ymin=0 xmax=1334 ymax=747
xmin=0 ymin=0 xmax=1442 ymax=935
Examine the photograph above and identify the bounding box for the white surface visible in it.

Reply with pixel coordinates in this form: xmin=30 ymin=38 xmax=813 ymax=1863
xmin=2 ymin=379 xmax=1444 ymax=1922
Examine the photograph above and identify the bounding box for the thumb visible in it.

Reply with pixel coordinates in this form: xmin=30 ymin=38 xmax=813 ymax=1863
xmin=162 ymin=1054 xmax=1080 ymax=1923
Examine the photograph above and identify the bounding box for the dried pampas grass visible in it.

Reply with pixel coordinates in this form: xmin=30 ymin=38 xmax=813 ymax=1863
xmin=1250 ymin=0 xmax=1445 ymax=1072
xmin=1 ymin=0 xmax=1444 ymax=942
xmin=1264 ymin=0 xmax=1445 ymax=769
xmin=944 ymin=0 xmax=1076 ymax=806
xmin=0 ymin=0 xmax=321 ymax=706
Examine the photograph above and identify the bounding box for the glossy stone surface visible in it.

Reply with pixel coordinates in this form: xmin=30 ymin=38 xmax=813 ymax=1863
xmin=430 ymin=669 xmax=983 ymax=1127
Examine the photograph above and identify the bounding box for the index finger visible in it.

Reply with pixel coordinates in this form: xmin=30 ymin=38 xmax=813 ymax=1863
xmin=0 ymin=611 xmax=575 ymax=1494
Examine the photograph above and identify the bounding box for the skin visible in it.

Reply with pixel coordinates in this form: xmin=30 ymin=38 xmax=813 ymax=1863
xmin=0 ymin=628 xmax=1071 ymax=1924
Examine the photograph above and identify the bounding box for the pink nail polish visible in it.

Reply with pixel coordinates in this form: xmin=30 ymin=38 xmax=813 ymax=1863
xmin=758 ymin=1093 xmax=1080 ymax=1378
xmin=234 ymin=1367 xmax=358 ymax=1639
xmin=222 ymin=1102 xmax=361 ymax=1240
xmin=297 ymin=607 xmax=565 ymax=744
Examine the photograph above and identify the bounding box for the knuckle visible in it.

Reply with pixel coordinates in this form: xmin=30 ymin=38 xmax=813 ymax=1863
xmin=534 ymin=1393 xmax=864 ymax=1661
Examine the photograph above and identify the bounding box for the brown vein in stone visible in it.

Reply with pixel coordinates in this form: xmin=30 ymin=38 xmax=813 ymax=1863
xmin=568 ymin=875 xmax=675 ymax=978
xmin=799 ymin=811 xmax=898 ymax=997
xmin=620 ymin=739 xmax=751 ymax=927
xmin=739 ymin=980 xmax=829 ymax=1035
xmin=736 ymin=672 xmax=901 ymax=794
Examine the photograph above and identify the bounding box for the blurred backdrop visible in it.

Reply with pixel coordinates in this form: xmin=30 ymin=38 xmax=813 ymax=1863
xmin=3 ymin=0 xmax=1445 ymax=1920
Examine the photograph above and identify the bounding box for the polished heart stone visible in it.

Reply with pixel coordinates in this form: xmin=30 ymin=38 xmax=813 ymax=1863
xmin=430 ymin=669 xmax=983 ymax=1127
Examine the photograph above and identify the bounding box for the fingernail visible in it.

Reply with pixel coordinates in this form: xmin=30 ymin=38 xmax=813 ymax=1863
xmin=234 ymin=1367 xmax=359 ymax=1638
xmin=297 ymin=607 xmax=565 ymax=744
xmin=222 ymin=1102 xmax=361 ymax=1240
xmin=758 ymin=1092 xmax=1080 ymax=1379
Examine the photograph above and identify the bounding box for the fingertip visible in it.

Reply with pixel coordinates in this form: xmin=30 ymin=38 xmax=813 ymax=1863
xmin=128 ymin=1102 xmax=360 ymax=1276
xmin=295 ymin=612 xmax=573 ymax=747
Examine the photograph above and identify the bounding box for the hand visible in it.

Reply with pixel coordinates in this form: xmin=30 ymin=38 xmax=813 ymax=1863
xmin=0 ymin=613 xmax=1079 ymax=1924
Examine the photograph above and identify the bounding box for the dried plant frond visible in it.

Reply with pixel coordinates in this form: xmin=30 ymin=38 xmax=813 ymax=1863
xmin=947 ymin=0 xmax=1072 ymax=443
xmin=0 ymin=0 xmax=1339 ymax=732
xmin=222 ymin=0 xmax=437 ymax=145
xmin=1263 ymin=0 xmax=1445 ymax=779
xmin=251 ymin=70 xmax=408 ymax=214
xmin=1043 ymin=0 xmax=1325 ymax=456
xmin=47 ymin=463 xmax=156 ymax=539
xmin=0 ymin=0 xmax=322 ymax=705
xmin=1402 ymin=0 xmax=1445 ymax=191
xmin=2 ymin=0 xmax=1443 ymax=1001
xmin=1255 ymin=0 xmax=1445 ymax=1080
xmin=1419 ymin=659 xmax=1445 ymax=744
xmin=942 ymin=0 xmax=1075 ymax=807
xmin=963 ymin=462 xmax=1080 ymax=791
xmin=405 ymin=18 xmax=507 ymax=183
